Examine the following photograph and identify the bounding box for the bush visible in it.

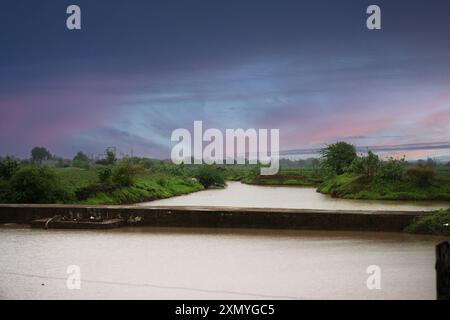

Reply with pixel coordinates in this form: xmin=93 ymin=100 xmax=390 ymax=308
xmin=9 ymin=166 xmax=68 ymax=203
xmin=98 ymin=167 xmax=112 ymax=184
xmin=404 ymin=210 xmax=450 ymax=235
xmin=72 ymin=159 xmax=90 ymax=169
xmin=195 ymin=165 xmax=225 ymax=188
xmin=347 ymin=151 xmax=380 ymax=178
xmin=0 ymin=177 xmax=12 ymax=202
xmin=406 ymin=165 xmax=435 ymax=186
xmin=379 ymin=157 xmax=405 ymax=181
xmin=0 ymin=156 xmax=19 ymax=180
xmin=111 ymin=161 xmax=141 ymax=187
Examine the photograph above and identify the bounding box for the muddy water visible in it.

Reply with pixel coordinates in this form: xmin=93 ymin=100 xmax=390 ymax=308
xmin=0 ymin=226 xmax=447 ymax=299
xmin=139 ymin=181 xmax=449 ymax=211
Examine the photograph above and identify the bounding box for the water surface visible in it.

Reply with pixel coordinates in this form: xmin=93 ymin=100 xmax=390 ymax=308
xmin=0 ymin=226 xmax=446 ymax=299
xmin=139 ymin=181 xmax=449 ymax=211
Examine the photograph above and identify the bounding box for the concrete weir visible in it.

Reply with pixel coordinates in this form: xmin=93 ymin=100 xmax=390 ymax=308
xmin=0 ymin=204 xmax=429 ymax=232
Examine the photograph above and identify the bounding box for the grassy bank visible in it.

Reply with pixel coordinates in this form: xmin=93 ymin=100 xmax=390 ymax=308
xmin=242 ymin=168 xmax=325 ymax=186
xmin=53 ymin=167 xmax=204 ymax=205
xmin=404 ymin=209 xmax=450 ymax=235
xmin=317 ymin=168 xmax=450 ymax=201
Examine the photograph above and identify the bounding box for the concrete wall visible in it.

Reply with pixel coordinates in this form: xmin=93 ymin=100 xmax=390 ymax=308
xmin=0 ymin=204 xmax=426 ymax=232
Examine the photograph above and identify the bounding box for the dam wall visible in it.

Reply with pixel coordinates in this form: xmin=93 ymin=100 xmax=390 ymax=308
xmin=0 ymin=204 xmax=427 ymax=232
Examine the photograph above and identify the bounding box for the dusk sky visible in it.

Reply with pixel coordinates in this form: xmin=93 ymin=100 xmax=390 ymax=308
xmin=1 ymin=0 xmax=450 ymax=160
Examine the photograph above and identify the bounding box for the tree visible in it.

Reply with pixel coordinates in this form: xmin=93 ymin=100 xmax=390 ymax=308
xmin=106 ymin=149 xmax=117 ymax=165
xmin=72 ymin=151 xmax=90 ymax=169
xmin=31 ymin=147 xmax=51 ymax=164
xmin=73 ymin=151 xmax=89 ymax=162
xmin=320 ymin=142 xmax=357 ymax=175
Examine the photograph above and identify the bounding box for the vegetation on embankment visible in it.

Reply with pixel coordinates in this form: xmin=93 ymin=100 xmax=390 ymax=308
xmin=242 ymin=167 xmax=325 ymax=186
xmin=316 ymin=142 xmax=450 ymax=201
xmin=404 ymin=209 xmax=450 ymax=235
xmin=317 ymin=170 xmax=450 ymax=200
xmin=0 ymin=164 xmax=205 ymax=205
xmin=0 ymin=149 xmax=229 ymax=205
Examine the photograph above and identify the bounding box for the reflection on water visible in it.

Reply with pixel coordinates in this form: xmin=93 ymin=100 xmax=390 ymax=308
xmin=139 ymin=181 xmax=449 ymax=211
xmin=0 ymin=226 xmax=447 ymax=299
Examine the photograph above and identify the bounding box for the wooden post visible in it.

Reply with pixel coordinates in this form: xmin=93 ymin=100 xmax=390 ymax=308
xmin=436 ymin=241 xmax=450 ymax=300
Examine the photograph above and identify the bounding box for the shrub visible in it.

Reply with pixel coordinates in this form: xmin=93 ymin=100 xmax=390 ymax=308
xmin=404 ymin=209 xmax=450 ymax=235
xmin=195 ymin=165 xmax=225 ymax=188
xmin=9 ymin=166 xmax=68 ymax=203
xmin=0 ymin=156 xmax=19 ymax=180
xmin=72 ymin=159 xmax=90 ymax=169
xmin=0 ymin=177 xmax=12 ymax=202
xmin=379 ymin=157 xmax=405 ymax=181
xmin=406 ymin=165 xmax=435 ymax=186
xmin=347 ymin=151 xmax=380 ymax=178
xmin=98 ymin=167 xmax=112 ymax=184
xmin=75 ymin=183 xmax=116 ymax=201
xmin=111 ymin=161 xmax=141 ymax=187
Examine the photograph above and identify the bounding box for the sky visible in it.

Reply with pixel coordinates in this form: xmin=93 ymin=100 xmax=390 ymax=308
xmin=1 ymin=0 xmax=450 ymax=160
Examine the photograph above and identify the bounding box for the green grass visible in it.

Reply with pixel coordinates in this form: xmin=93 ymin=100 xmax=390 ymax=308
xmin=52 ymin=166 xmax=100 ymax=194
xmin=83 ymin=177 xmax=203 ymax=205
xmin=51 ymin=166 xmax=203 ymax=205
xmin=317 ymin=171 xmax=450 ymax=200
xmin=404 ymin=209 xmax=450 ymax=235
xmin=242 ymin=168 xmax=325 ymax=186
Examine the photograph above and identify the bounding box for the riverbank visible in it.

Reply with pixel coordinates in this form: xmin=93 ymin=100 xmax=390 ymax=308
xmin=0 ymin=165 xmax=204 ymax=205
xmin=404 ymin=209 xmax=450 ymax=235
xmin=317 ymin=171 xmax=450 ymax=201
xmin=241 ymin=168 xmax=324 ymax=186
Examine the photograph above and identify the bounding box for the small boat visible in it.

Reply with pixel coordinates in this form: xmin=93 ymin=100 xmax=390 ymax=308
xmin=30 ymin=216 xmax=123 ymax=230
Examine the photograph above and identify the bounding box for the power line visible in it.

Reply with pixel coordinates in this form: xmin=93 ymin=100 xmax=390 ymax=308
xmin=0 ymin=270 xmax=301 ymax=300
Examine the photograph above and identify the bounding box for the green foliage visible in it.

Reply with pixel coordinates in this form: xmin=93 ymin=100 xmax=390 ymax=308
xmin=379 ymin=157 xmax=405 ymax=181
xmin=195 ymin=165 xmax=225 ymax=188
xmin=72 ymin=151 xmax=90 ymax=169
xmin=106 ymin=149 xmax=117 ymax=165
xmin=83 ymin=176 xmax=203 ymax=205
xmin=317 ymin=169 xmax=449 ymax=200
xmin=404 ymin=210 xmax=450 ymax=235
xmin=406 ymin=164 xmax=435 ymax=186
xmin=98 ymin=167 xmax=112 ymax=184
xmin=242 ymin=167 xmax=325 ymax=186
xmin=111 ymin=161 xmax=142 ymax=187
xmin=73 ymin=151 xmax=89 ymax=162
xmin=320 ymin=142 xmax=357 ymax=175
xmin=9 ymin=166 xmax=68 ymax=203
xmin=96 ymin=148 xmax=117 ymax=165
xmin=31 ymin=146 xmax=51 ymax=163
xmin=0 ymin=156 xmax=19 ymax=180
xmin=347 ymin=151 xmax=380 ymax=178
xmin=0 ymin=177 xmax=12 ymax=202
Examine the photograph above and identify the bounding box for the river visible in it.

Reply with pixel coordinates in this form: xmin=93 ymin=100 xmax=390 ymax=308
xmin=1 ymin=182 xmax=449 ymax=300
xmin=139 ymin=181 xmax=449 ymax=211
xmin=0 ymin=225 xmax=447 ymax=300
